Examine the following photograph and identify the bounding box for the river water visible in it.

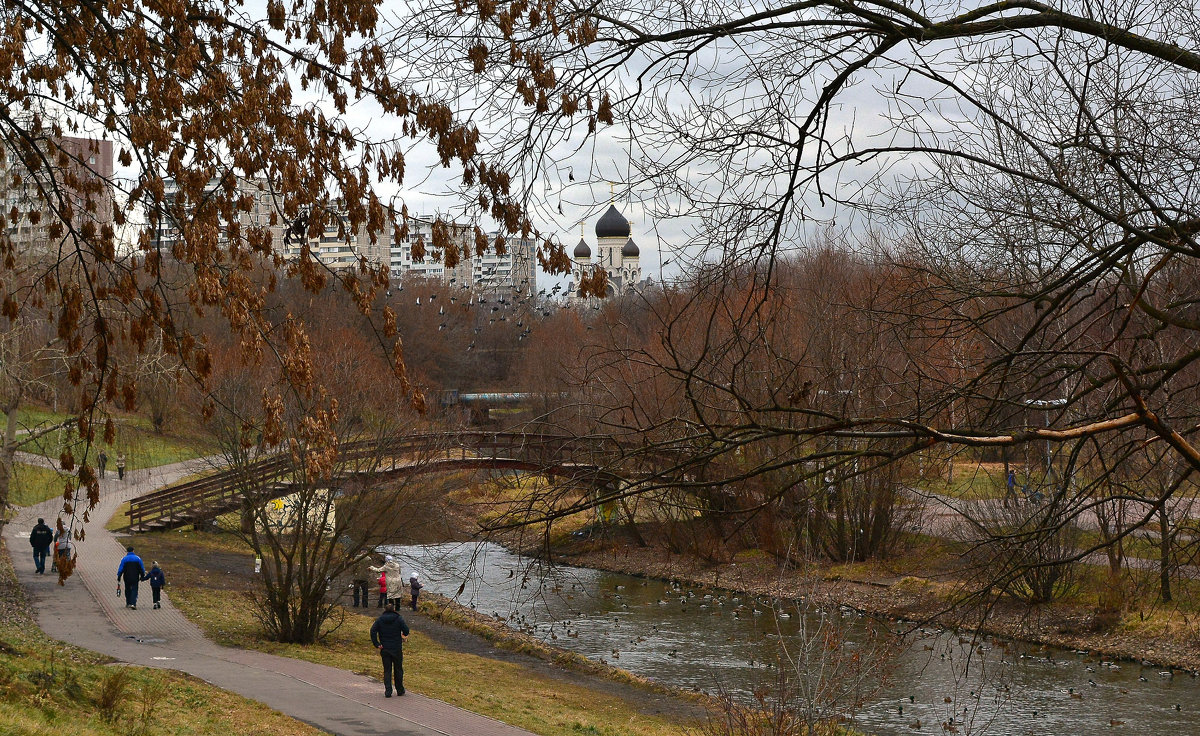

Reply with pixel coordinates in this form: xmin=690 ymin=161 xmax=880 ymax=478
xmin=385 ymin=542 xmax=1198 ymax=735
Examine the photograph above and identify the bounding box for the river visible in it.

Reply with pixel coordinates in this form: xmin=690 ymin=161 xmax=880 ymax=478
xmin=385 ymin=542 xmax=1198 ymax=735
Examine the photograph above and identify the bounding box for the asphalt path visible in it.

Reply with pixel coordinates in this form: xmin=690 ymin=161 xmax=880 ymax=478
xmin=4 ymin=457 xmax=536 ymax=736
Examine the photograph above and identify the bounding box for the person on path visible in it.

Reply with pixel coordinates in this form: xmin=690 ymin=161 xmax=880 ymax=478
xmin=52 ymin=527 xmax=70 ymax=573
xmin=408 ymin=572 xmax=423 ymax=612
xmin=29 ymin=518 xmax=53 ymax=574
xmin=369 ymin=555 xmax=402 ymax=607
xmin=352 ymin=560 xmax=371 ymax=608
xmin=1004 ymin=469 xmax=1017 ymax=509
xmin=369 ymin=603 xmax=409 ymax=697
xmin=146 ymin=561 xmax=166 ymax=609
xmin=117 ymin=546 xmax=147 ymax=609
xmin=98 ymin=450 xmax=108 ymax=478
xmin=116 ymin=453 xmax=126 ymax=480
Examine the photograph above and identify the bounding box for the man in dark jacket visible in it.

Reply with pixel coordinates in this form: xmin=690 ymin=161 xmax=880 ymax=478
xmin=117 ymin=547 xmax=147 ymax=609
xmin=369 ymin=603 xmax=410 ymax=697
xmin=29 ymin=518 xmax=53 ymax=574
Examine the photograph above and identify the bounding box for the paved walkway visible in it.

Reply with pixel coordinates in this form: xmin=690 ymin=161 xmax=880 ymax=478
xmin=5 ymin=458 xmax=536 ymax=736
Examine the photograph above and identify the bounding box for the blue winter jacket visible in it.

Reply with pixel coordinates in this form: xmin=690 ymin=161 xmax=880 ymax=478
xmin=117 ymin=553 xmax=146 ymax=583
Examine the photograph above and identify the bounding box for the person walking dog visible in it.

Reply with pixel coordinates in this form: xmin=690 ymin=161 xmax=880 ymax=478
xmin=370 ymin=603 xmax=409 ymax=697
xmin=29 ymin=518 xmax=53 ymax=574
xmin=117 ymin=547 xmax=146 ymax=609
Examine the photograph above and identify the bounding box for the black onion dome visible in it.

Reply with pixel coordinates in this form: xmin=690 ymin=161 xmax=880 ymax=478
xmin=573 ymin=238 xmax=591 ymax=258
xmin=595 ymin=204 xmax=630 ymax=239
xmin=622 ymin=237 xmax=640 ymax=258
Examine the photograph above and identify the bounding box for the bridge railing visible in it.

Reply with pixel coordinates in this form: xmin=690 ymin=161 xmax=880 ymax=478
xmin=126 ymin=431 xmax=622 ymax=530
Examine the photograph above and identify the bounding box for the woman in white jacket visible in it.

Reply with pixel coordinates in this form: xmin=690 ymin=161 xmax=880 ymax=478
xmin=369 ymin=555 xmax=403 ymax=606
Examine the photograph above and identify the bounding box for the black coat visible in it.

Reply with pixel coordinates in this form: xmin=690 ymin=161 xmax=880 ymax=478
xmin=370 ymin=610 xmax=410 ymax=652
xmin=29 ymin=523 xmax=53 ymax=550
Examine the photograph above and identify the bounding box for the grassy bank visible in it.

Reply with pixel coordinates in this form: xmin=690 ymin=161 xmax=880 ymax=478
xmin=16 ymin=414 xmax=213 ymax=472
xmin=0 ymin=539 xmax=324 ymax=736
xmin=123 ymin=529 xmax=704 ymax=736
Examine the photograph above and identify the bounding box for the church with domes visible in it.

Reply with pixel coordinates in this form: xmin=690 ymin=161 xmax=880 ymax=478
xmin=570 ymin=203 xmax=643 ymax=299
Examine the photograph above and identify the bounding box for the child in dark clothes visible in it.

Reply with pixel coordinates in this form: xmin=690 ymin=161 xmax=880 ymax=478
xmin=146 ymin=561 xmax=166 ymax=609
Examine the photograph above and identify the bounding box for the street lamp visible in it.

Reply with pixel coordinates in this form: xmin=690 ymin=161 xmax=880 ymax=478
xmin=1024 ymin=398 xmax=1067 ymax=477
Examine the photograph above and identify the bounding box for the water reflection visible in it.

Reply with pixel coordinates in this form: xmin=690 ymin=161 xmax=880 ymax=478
xmin=385 ymin=542 xmax=1199 ymax=735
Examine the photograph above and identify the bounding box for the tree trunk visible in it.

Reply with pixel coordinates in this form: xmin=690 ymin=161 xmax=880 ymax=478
xmin=0 ymin=392 xmax=24 ymax=520
xmin=1158 ymin=505 xmax=1172 ymax=603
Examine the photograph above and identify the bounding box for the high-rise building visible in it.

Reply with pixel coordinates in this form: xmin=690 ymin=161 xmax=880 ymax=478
xmin=149 ymin=187 xmax=533 ymax=292
xmin=2 ymin=135 xmax=114 ymax=255
xmin=390 ymin=217 xmax=536 ymax=296
xmin=152 ymin=176 xmax=284 ymax=258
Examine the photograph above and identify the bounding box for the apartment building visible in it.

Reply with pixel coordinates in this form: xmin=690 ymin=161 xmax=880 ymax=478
xmin=2 ymin=135 xmax=114 ymax=255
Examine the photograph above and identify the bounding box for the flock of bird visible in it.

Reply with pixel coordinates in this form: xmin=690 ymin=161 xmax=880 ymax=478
xmin=391 ymin=279 xmax=583 ymax=347
xmin=459 ymin=569 xmax=1199 ymax=733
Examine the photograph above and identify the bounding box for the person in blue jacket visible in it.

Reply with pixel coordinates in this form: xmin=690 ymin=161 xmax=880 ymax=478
xmin=117 ymin=547 xmax=146 ymax=609
xmin=147 ymin=561 xmax=166 ymax=609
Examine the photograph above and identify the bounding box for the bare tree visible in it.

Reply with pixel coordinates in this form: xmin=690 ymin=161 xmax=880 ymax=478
xmin=202 ymin=319 xmax=445 ymax=643
xmin=382 ymin=1 xmax=1200 ymax=611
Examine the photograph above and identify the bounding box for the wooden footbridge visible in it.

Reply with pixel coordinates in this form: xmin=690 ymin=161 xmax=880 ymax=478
xmin=124 ymin=432 xmax=630 ymax=532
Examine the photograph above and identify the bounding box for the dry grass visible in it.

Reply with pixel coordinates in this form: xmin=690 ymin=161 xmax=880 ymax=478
xmin=126 ymin=529 xmax=700 ymax=736
xmin=0 ymin=540 xmax=322 ymax=736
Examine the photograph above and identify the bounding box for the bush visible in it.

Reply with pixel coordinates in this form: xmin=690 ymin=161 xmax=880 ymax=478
xmin=971 ymin=502 xmax=1081 ymax=604
xmin=95 ymin=668 xmax=131 ymax=723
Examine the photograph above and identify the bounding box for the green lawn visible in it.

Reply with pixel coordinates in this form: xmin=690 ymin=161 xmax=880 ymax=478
xmin=17 ymin=421 xmax=213 ymax=471
xmin=9 ymin=462 xmax=71 ymax=507
xmin=1 ymin=404 xmax=74 ymax=431
xmin=920 ymin=463 xmax=1008 ymax=500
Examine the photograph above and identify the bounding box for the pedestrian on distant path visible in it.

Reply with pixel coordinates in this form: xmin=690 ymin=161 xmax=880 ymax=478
xmin=98 ymin=450 xmax=108 ymax=478
xmin=370 ymin=603 xmax=410 ymax=697
xmin=116 ymin=453 xmax=126 ymax=480
xmin=117 ymin=546 xmax=146 ymax=609
xmin=29 ymin=518 xmax=53 ymax=574
xmin=408 ymin=572 xmax=423 ymax=612
xmin=1004 ymin=469 xmax=1017 ymax=508
xmin=370 ymin=555 xmax=402 ymax=607
xmin=146 ymin=561 xmax=166 ymax=609
xmin=352 ymin=560 xmax=371 ymax=608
